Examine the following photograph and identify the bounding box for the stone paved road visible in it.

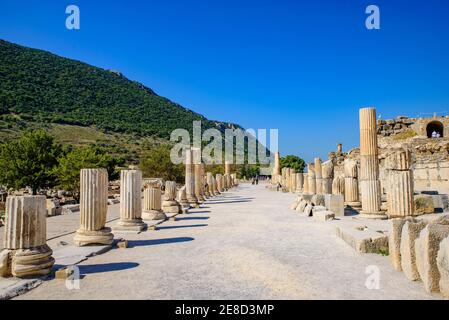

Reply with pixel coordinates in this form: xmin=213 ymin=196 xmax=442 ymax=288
xmin=15 ymin=183 xmax=440 ymax=300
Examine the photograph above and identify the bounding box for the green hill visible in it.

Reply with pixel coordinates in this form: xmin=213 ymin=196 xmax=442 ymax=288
xmin=0 ymin=39 xmax=239 ymax=139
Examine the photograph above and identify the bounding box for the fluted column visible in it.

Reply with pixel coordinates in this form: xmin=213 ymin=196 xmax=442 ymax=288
xmin=332 ymin=175 xmax=345 ymax=195
xmin=192 ymin=148 xmax=205 ymax=202
xmin=322 ymin=160 xmax=334 ymax=194
xmin=115 ymin=170 xmax=146 ymax=232
xmin=308 ymin=164 xmax=316 ymax=194
xmin=185 ymin=148 xmax=199 ymax=207
xmin=74 ymin=169 xmax=114 ymax=246
xmin=273 ymin=152 xmax=281 ymax=184
xmin=296 ymin=173 xmax=304 ymax=193
xmin=386 ymin=148 xmax=414 ymax=218
xmin=1 ymin=196 xmax=54 ymax=278
xmin=216 ymin=174 xmax=224 ymax=192
xmin=314 ymin=158 xmax=323 ymax=194
xmin=303 ymin=173 xmax=309 ymax=194
xmin=162 ymin=181 xmax=182 ymax=214
xmin=178 ymin=186 xmax=190 ymax=213
xmin=142 ymin=186 xmax=166 ymax=220
xmin=344 ymin=159 xmax=360 ymax=206
xmin=359 ymin=107 xmax=385 ymax=218
xmin=290 ymin=169 xmax=297 ymax=193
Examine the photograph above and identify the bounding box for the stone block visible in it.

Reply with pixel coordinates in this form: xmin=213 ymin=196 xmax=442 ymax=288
xmin=117 ymin=239 xmax=128 ymax=249
xmin=414 ymin=195 xmax=435 ymax=215
xmin=313 ymin=211 xmax=335 ymax=222
xmin=389 ymin=218 xmax=409 ymax=271
xmin=415 ymin=224 xmax=449 ymax=293
xmin=400 ymin=220 xmax=427 ymax=281
xmin=335 ymin=224 xmax=388 ymax=254
xmin=325 ymin=194 xmax=344 ymax=216
xmin=311 ymin=194 xmax=325 ymax=206
xmin=437 ymin=236 xmax=449 ymax=299
xmin=55 ymin=267 xmax=75 ymax=280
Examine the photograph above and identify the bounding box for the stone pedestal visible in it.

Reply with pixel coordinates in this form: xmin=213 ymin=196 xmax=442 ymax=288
xmin=74 ymin=169 xmax=114 ymax=246
xmin=114 ymin=170 xmax=146 ymax=232
xmin=386 ymin=148 xmax=414 ymax=218
xmin=314 ymin=158 xmax=323 ymax=194
xmin=359 ymin=107 xmax=385 ymax=218
xmin=185 ymin=148 xmax=199 ymax=207
xmin=344 ymin=159 xmax=360 ymax=207
xmin=142 ymin=187 xmax=167 ymax=220
xmin=162 ymin=181 xmax=182 ymax=214
xmin=308 ymin=164 xmax=316 ymax=194
xmin=322 ymin=160 xmax=334 ymax=194
xmin=1 ymin=196 xmax=54 ymax=278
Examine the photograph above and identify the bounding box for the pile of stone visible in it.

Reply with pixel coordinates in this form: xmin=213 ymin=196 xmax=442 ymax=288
xmin=389 ymin=215 xmax=449 ymax=299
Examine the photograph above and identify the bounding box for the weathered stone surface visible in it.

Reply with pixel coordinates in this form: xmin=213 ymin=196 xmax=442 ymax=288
xmin=313 ymin=211 xmax=335 ymax=222
xmin=308 ymin=164 xmax=316 ymax=194
xmin=325 ymin=194 xmax=344 ymax=216
xmin=311 ymin=194 xmax=325 ymax=207
xmin=414 ymin=195 xmax=435 ymax=215
xmin=74 ymin=169 xmax=114 ymax=246
xmin=400 ymin=220 xmax=427 ymax=281
xmin=162 ymin=181 xmax=182 ymax=214
xmin=142 ymin=187 xmax=166 ymax=220
xmin=314 ymin=158 xmax=323 ymax=194
xmin=0 ymin=250 xmax=11 ymax=277
xmin=415 ymin=224 xmax=449 ymax=293
xmin=389 ymin=218 xmax=409 ymax=271
xmin=437 ymin=236 xmax=449 ymax=299
xmin=332 ymin=175 xmax=345 ymax=195
xmin=344 ymin=159 xmax=360 ymax=206
xmin=387 ymin=170 xmax=414 ymax=218
xmin=301 ymin=204 xmax=313 ymax=217
xmin=321 ymin=160 xmax=334 ymax=194
xmin=335 ymin=224 xmax=388 ymax=254
xmin=185 ymin=148 xmax=199 ymax=207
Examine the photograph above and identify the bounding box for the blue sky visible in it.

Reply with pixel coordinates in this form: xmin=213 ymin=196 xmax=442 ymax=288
xmin=1 ymin=0 xmax=448 ymax=162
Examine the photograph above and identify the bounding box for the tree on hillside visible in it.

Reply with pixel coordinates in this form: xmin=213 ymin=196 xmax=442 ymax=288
xmin=55 ymin=146 xmax=120 ymax=202
xmin=0 ymin=130 xmax=60 ymax=194
xmin=140 ymin=145 xmax=184 ymax=183
xmin=280 ymin=155 xmax=306 ymax=173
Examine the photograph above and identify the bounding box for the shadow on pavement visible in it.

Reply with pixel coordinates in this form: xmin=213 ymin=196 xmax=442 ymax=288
xmin=207 ymin=200 xmax=252 ymax=204
xmin=76 ymin=262 xmax=140 ymax=275
xmin=186 ymin=210 xmax=211 ymax=214
xmin=157 ymin=224 xmax=208 ymax=230
xmin=128 ymin=237 xmax=194 ymax=247
xmin=176 ymin=216 xmax=210 ymax=221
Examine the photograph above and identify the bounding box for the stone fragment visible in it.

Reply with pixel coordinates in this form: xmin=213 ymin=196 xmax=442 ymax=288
xmin=414 ymin=195 xmax=435 ymax=215
xmin=389 ymin=218 xmax=409 ymax=271
xmin=313 ymin=211 xmax=335 ymax=222
xmin=325 ymin=194 xmax=344 ymax=216
xmin=437 ymin=236 xmax=449 ymax=299
xmin=400 ymin=220 xmax=427 ymax=281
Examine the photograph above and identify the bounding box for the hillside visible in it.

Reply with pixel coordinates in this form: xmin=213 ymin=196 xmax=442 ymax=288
xmin=0 ymin=39 xmax=239 ymax=139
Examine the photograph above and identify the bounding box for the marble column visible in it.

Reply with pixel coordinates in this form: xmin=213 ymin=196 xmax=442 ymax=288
xmin=386 ymin=148 xmax=414 ymax=218
xmin=303 ymin=173 xmax=309 ymax=194
xmin=201 ymin=163 xmax=209 ymax=197
xmin=216 ymin=174 xmax=224 ymax=192
xmin=114 ymin=170 xmax=146 ymax=232
xmin=162 ymin=181 xmax=182 ymax=214
xmin=177 ymin=186 xmax=190 ymax=213
xmin=74 ymin=169 xmax=114 ymax=246
xmin=290 ymin=169 xmax=297 ymax=193
xmin=322 ymin=160 xmax=334 ymax=194
xmin=273 ymin=152 xmax=281 ymax=183
xmin=344 ymin=159 xmax=360 ymax=206
xmin=142 ymin=186 xmax=167 ymax=220
xmin=314 ymin=158 xmax=323 ymax=194
xmin=192 ymin=148 xmax=205 ymax=203
xmin=1 ymin=196 xmax=54 ymax=278
xmin=225 ymin=161 xmax=232 ymax=176
xmin=206 ymin=172 xmax=215 ymax=196
xmin=359 ymin=107 xmax=385 ymax=218
xmin=296 ymin=173 xmax=304 ymax=193
xmin=332 ymin=175 xmax=345 ymax=195
xmin=185 ymin=148 xmax=199 ymax=207
xmin=308 ymin=164 xmax=316 ymax=194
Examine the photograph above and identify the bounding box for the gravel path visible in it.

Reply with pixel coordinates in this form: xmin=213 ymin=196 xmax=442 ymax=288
xmin=15 ymin=183 xmax=439 ymax=300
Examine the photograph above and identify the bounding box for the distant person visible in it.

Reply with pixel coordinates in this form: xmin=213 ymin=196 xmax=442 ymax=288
xmin=432 ymin=131 xmax=437 ymax=138
xmin=255 ymin=176 xmax=259 ymax=185
xmin=436 ymin=132 xmax=441 ymax=138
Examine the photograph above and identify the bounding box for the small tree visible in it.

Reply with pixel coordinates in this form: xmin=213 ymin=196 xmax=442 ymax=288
xmin=0 ymin=130 xmax=60 ymax=194
xmin=140 ymin=145 xmax=184 ymax=183
xmin=280 ymin=155 xmax=306 ymax=173
xmin=55 ymin=146 xmax=119 ymax=202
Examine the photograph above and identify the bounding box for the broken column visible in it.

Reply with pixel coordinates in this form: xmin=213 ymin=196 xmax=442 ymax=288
xmin=74 ymin=169 xmax=114 ymax=246
xmin=0 ymin=196 xmax=54 ymax=278
xmin=314 ymin=158 xmax=323 ymax=194
xmin=332 ymin=175 xmax=345 ymax=195
xmin=359 ymin=107 xmax=385 ymax=218
xmin=185 ymin=148 xmax=199 ymax=207
xmin=142 ymin=185 xmax=167 ymax=220
xmin=193 ymin=148 xmax=205 ymax=203
xmin=303 ymin=173 xmax=309 ymax=194
xmin=290 ymin=169 xmax=297 ymax=193
xmin=114 ymin=170 xmax=146 ymax=232
xmin=400 ymin=220 xmax=427 ymax=281
xmin=386 ymin=148 xmax=414 ymax=218
xmin=177 ymin=186 xmax=190 ymax=213
xmin=273 ymin=152 xmax=281 ymax=183
xmin=162 ymin=181 xmax=182 ymax=214
xmin=344 ymin=159 xmax=360 ymax=207
xmin=321 ymin=160 xmax=334 ymax=194
xmin=206 ymin=172 xmax=215 ymax=196
xmin=296 ymin=173 xmax=304 ymax=193
xmin=216 ymin=174 xmax=223 ymax=193
xmin=308 ymin=164 xmax=316 ymax=194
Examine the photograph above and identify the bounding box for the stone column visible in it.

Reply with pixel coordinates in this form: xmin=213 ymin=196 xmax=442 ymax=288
xmin=344 ymin=159 xmax=360 ymax=207
xmin=290 ymin=169 xmax=297 ymax=193
xmin=193 ymin=148 xmax=205 ymax=203
xmin=359 ymin=107 xmax=385 ymax=218
xmin=1 ymin=196 xmax=54 ymax=278
xmin=386 ymin=148 xmax=414 ymax=218
xmin=162 ymin=181 xmax=182 ymax=214
xmin=308 ymin=164 xmax=316 ymax=194
xmin=303 ymin=173 xmax=309 ymax=194
xmin=201 ymin=163 xmax=209 ymax=197
xmin=177 ymin=186 xmax=190 ymax=213
xmin=213 ymin=175 xmax=219 ymax=195
xmin=207 ymin=172 xmax=215 ymax=196
xmin=314 ymin=158 xmax=323 ymax=194
xmin=225 ymin=161 xmax=232 ymax=176
xmin=216 ymin=174 xmax=223 ymax=192
xmin=332 ymin=175 xmax=345 ymax=195
xmin=273 ymin=152 xmax=281 ymax=183
xmin=296 ymin=173 xmax=304 ymax=193
xmin=185 ymin=148 xmax=199 ymax=207
xmin=142 ymin=186 xmax=166 ymax=220
xmin=114 ymin=170 xmax=146 ymax=232
xmin=322 ymin=160 xmax=334 ymax=194
xmin=74 ymin=169 xmax=114 ymax=246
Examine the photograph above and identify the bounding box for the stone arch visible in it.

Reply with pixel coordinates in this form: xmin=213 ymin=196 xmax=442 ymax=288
xmin=426 ymin=121 xmax=444 ymax=138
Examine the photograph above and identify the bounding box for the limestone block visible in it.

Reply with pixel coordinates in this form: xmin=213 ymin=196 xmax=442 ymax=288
xmin=290 ymin=201 xmax=299 ymax=210
xmin=301 ymin=204 xmax=313 ymax=217
xmin=0 ymin=250 xmax=11 ymax=277
xmin=311 ymin=194 xmax=325 ymax=207
xmin=313 ymin=211 xmax=335 ymax=222
xmin=414 ymin=195 xmax=435 ymax=215
xmin=296 ymin=200 xmax=308 ymax=214
xmin=415 ymin=224 xmax=449 ymax=293
xmin=400 ymin=220 xmax=427 ymax=281
xmin=437 ymin=236 xmax=449 ymax=299
xmin=389 ymin=218 xmax=409 ymax=271
xmin=325 ymin=194 xmax=344 ymax=216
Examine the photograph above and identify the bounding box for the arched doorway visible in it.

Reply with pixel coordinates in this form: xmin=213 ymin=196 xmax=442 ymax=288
xmin=426 ymin=121 xmax=444 ymax=138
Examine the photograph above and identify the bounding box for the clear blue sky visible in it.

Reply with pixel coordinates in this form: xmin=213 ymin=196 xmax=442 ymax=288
xmin=1 ymin=0 xmax=448 ymax=163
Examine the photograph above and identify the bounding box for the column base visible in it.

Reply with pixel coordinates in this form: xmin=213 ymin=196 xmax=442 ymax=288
xmin=359 ymin=211 xmax=388 ymax=220
xmin=74 ymin=227 xmax=114 ymax=247
xmin=142 ymin=209 xmax=167 ymax=220
xmin=11 ymin=245 xmax=55 ymax=278
xmin=113 ymin=219 xmax=147 ymax=232
xmin=162 ymin=200 xmax=182 ymax=214
xmin=345 ymin=201 xmax=362 ymax=208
